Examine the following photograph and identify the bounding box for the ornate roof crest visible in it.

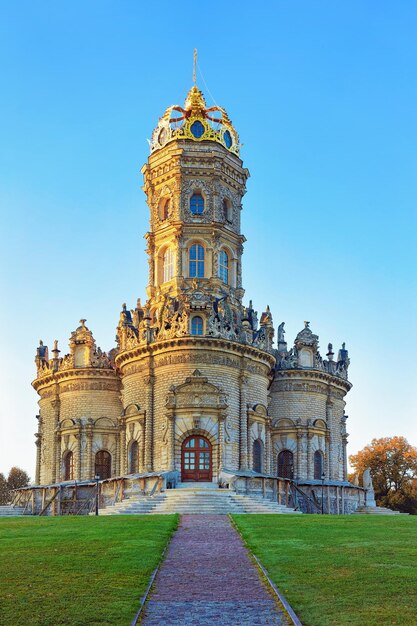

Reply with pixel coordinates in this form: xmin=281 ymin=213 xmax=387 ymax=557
xmin=150 ymin=85 xmax=240 ymax=155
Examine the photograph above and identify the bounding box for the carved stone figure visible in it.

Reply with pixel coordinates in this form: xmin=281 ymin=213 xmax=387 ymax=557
xmin=363 ymin=468 xmax=377 ymax=507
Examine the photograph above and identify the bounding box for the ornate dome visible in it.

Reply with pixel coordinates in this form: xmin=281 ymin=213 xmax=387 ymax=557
xmin=150 ymin=86 xmax=240 ymax=155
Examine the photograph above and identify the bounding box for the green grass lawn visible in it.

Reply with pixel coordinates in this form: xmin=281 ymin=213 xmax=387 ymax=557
xmin=0 ymin=515 xmax=177 ymax=626
xmin=232 ymin=514 xmax=417 ymax=626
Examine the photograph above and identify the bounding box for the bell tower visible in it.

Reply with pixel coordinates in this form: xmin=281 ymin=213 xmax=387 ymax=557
xmin=141 ymin=85 xmax=249 ymax=317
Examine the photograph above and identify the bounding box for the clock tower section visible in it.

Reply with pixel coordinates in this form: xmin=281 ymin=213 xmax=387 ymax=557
xmin=141 ymin=86 xmax=249 ymax=321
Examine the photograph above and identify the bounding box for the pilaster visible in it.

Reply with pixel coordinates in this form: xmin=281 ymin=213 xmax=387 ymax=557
xmin=239 ymin=373 xmax=249 ymax=470
xmin=144 ymin=374 xmax=155 ymax=472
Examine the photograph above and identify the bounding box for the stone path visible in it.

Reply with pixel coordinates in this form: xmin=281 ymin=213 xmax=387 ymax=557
xmin=141 ymin=515 xmax=288 ymax=625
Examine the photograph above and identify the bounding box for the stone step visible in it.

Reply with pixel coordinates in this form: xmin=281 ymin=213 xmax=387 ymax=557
xmin=0 ymin=506 xmax=25 ymax=516
xmin=99 ymin=488 xmax=301 ymax=516
xmin=354 ymin=506 xmax=402 ymax=515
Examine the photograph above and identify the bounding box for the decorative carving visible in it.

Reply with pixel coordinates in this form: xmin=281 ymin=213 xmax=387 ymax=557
xmin=166 ymin=370 xmax=228 ymax=411
xmin=224 ymin=417 xmax=232 ymax=444
xmin=150 ymin=86 xmax=240 ymax=157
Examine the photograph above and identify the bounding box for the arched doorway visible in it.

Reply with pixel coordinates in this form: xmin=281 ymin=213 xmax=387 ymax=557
xmin=181 ymin=435 xmax=212 ymax=482
xmin=95 ymin=450 xmax=111 ymax=480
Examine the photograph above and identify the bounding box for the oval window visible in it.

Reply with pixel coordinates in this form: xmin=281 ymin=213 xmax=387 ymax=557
xmin=224 ymin=130 xmax=232 ymax=148
xmin=158 ymin=127 xmax=167 ymax=145
xmin=190 ymin=120 xmax=205 ymax=138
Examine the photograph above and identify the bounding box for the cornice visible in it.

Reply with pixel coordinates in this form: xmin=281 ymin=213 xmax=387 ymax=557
xmin=32 ymin=367 xmax=119 ymax=393
xmin=273 ymin=368 xmax=352 ymax=393
xmin=115 ymin=335 xmax=275 ymax=372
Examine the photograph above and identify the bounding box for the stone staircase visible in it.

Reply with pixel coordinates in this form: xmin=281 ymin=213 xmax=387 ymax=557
xmin=99 ymin=485 xmax=301 ymax=516
xmin=0 ymin=505 xmax=26 ymax=516
xmin=353 ymin=505 xmax=403 ymax=515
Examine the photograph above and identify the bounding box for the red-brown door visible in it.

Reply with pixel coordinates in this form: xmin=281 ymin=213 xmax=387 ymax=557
xmin=181 ymin=436 xmax=212 ymax=482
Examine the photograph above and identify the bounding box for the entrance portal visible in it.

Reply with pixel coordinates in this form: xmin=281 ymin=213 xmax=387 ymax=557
xmin=181 ymin=435 xmax=212 ymax=482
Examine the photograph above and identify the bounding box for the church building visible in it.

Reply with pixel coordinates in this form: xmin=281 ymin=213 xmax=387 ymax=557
xmin=32 ymin=83 xmax=356 ymax=511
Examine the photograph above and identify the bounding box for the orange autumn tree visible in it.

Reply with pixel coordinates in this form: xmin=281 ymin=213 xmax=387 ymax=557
xmin=350 ymin=436 xmax=417 ymax=514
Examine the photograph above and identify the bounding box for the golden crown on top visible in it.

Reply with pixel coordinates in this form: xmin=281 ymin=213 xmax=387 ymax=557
xmin=150 ymin=86 xmax=240 ymax=155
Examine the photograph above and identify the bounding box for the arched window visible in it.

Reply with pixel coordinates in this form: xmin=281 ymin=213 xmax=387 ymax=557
xmin=253 ymin=439 xmax=263 ymax=473
xmin=129 ymin=441 xmax=139 ymax=474
xmin=190 ymin=193 xmax=204 ymax=215
xmin=223 ymin=198 xmax=233 ymax=222
xmin=159 ymin=197 xmax=170 ymax=220
xmin=189 ymin=244 xmax=205 ymax=278
xmin=95 ymin=450 xmax=111 ymax=480
xmin=314 ymin=450 xmax=324 ymax=480
xmin=63 ymin=451 xmax=74 ymax=481
xmin=191 ymin=316 xmax=203 ymax=336
xmin=278 ymin=450 xmax=294 ymax=479
xmin=163 ymin=248 xmax=174 ymax=282
xmin=219 ymin=250 xmax=229 ymax=284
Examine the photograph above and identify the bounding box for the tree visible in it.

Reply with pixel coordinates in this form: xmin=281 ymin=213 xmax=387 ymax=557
xmin=349 ymin=436 xmax=417 ymax=514
xmin=0 ymin=473 xmax=11 ymax=504
xmin=7 ymin=467 xmax=30 ymax=491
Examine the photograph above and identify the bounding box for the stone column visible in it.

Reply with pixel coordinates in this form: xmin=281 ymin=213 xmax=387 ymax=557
xmin=239 ymin=373 xmax=249 ymax=470
xmin=236 ymin=244 xmax=243 ymax=288
xmin=55 ymin=433 xmax=62 ymax=482
xmin=175 ymin=234 xmax=183 ymax=278
xmin=218 ymin=413 xmax=226 ymax=474
xmin=115 ymin=426 xmax=120 ymax=476
xmin=296 ymin=430 xmax=303 ymax=480
xmin=307 ymin=432 xmax=314 ymax=479
xmin=35 ymin=433 xmax=41 ymax=485
xmin=326 ymin=398 xmax=333 ymax=479
xmin=265 ymin=419 xmax=272 ymax=474
xmin=206 ymin=246 xmax=214 ymax=279
xmin=146 ymin=237 xmax=155 ymax=288
xmin=119 ymin=417 xmax=127 ymax=475
xmin=144 ymin=375 xmax=155 ymax=472
xmin=166 ymin=413 xmax=176 ymax=471
xmin=342 ymin=434 xmax=348 ymax=481
xmin=51 ymin=397 xmax=60 ymax=482
xmin=138 ymin=419 xmax=145 ymax=472
xmin=75 ymin=430 xmax=82 ymax=480
xmin=325 ymin=432 xmax=331 ymax=479
xmin=86 ymin=427 xmax=93 ymax=479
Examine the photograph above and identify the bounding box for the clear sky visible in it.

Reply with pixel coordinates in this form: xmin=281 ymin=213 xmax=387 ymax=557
xmin=0 ymin=1 xmax=416 ymax=477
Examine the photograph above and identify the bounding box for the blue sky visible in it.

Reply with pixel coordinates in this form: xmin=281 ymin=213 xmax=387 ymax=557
xmin=0 ymin=1 xmax=416 ymax=477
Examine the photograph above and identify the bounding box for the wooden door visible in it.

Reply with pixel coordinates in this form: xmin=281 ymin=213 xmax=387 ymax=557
xmin=181 ymin=436 xmax=212 ymax=482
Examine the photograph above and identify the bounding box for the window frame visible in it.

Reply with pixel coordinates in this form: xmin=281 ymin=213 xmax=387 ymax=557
xmin=218 ymin=249 xmax=229 ymax=284
xmin=223 ymin=198 xmax=233 ymax=222
xmin=191 ymin=315 xmax=203 ymax=336
xmin=63 ymin=451 xmax=74 ymax=481
xmin=94 ymin=450 xmax=112 ymax=480
xmin=314 ymin=450 xmax=324 ymax=480
xmin=252 ymin=439 xmax=264 ymax=473
xmin=190 ymin=192 xmax=205 ymax=215
xmin=159 ymin=197 xmax=171 ymax=221
xmin=278 ymin=449 xmax=294 ymax=479
xmin=129 ymin=441 xmax=139 ymax=474
xmin=163 ymin=247 xmax=174 ymax=282
xmin=189 ymin=243 xmax=205 ymax=278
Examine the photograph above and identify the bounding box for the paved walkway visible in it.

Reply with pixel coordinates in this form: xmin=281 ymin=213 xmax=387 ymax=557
xmin=142 ymin=515 xmax=287 ymax=625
